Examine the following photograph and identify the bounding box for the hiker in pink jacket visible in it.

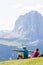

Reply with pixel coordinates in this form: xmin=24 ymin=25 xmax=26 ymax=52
xmin=29 ymin=48 xmax=40 ymax=58
xmin=33 ymin=48 xmax=40 ymax=57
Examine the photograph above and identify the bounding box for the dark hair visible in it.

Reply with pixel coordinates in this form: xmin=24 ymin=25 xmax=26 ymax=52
xmin=23 ymin=47 xmax=26 ymax=49
xmin=23 ymin=46 xmax=26 ymax=49
xmin=36 ymin=48 xmax=39 ymax=51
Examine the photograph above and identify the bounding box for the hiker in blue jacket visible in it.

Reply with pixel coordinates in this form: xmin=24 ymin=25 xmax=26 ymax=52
xmin=12 ymin=46 xmax=29 ymax=59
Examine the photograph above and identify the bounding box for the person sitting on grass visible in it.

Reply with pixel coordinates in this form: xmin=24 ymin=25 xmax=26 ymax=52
xmin=12 ymin=46 xmax=29 ymax=59
xmin=29 ymin=48 xmax=40 ymax=58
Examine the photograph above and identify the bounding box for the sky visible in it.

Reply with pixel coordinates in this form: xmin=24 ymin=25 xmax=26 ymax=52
xmin=0 ymin=0 xmax=43 ymax=30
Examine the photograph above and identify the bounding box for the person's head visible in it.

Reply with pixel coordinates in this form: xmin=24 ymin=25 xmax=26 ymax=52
xmin=36 ymin=48 xmax=39 ymax=51
xmin=22 ymin=46 xmax=26 ymax=49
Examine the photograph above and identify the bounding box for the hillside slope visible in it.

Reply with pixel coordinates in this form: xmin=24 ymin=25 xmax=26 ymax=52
xmin=0 ymin=57 xmax=43 ymax=65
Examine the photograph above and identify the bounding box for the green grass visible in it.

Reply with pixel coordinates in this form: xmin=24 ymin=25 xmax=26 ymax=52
xmin=0 ymin=57 xmax=43 ymax=65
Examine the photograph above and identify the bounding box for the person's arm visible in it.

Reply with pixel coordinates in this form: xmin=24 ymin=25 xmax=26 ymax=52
xmin=19 ymin=50 xmax=24 ymax=52
xmin=12 ymin=49 xmax=24 ymax=52
xmin=12 ymin=49 xmax=19 ymax=52
xmin=28 ymin=50 xmax=34 ymax=53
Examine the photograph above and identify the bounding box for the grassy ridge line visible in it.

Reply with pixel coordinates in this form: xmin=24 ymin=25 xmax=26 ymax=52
xmin=0 ymin=57 xmax=43 ymax=65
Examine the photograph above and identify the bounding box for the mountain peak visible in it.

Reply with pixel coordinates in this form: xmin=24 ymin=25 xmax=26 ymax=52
xmin=14 ymin=11 xmax=43 ymax=41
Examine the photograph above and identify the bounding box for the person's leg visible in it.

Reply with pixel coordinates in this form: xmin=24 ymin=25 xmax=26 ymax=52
xmin=17 ymin=54 xmax=22 ymax=59
xmin=28 ymin=55 xmax=34 ymax=58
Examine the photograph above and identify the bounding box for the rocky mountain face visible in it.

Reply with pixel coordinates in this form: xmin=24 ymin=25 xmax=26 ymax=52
xmin=14 ymin=11 xmax=43 ymax=41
